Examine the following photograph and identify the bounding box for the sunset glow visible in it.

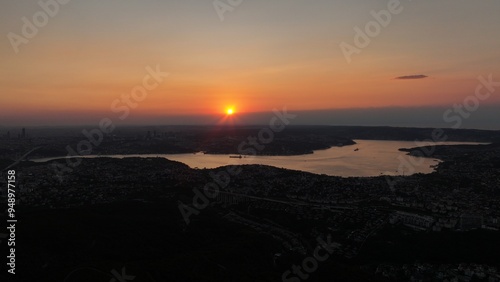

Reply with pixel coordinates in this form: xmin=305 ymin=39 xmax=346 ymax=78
xmin=0 ymin=1 xmax=499 ymax=128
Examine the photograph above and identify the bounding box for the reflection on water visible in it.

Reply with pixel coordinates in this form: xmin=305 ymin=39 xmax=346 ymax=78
xmin=33 ymin=140 xmax=485 ymax=177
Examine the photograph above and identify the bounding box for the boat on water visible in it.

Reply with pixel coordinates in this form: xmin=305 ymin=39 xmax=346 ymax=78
xmin=229 ymin=155 xmax=243 ymax=159
xmin=354 ymin=148 xmax=360 ymax=151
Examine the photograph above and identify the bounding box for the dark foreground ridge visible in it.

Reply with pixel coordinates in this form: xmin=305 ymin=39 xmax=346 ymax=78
xmin=1 ymin=142 xmax=499 ymax=281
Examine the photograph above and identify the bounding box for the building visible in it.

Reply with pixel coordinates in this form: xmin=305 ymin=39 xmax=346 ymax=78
xmin=390 ymin=211 xmax=434 ymax=230
xmin=459 ymin=214 xmax=483 ymax=231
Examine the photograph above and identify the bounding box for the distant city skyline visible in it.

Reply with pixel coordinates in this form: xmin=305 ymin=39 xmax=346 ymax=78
xmin=1 ymin=0 xmax=499 ymax=128
xmin=1 ymin=104 xmax=499 ymax=130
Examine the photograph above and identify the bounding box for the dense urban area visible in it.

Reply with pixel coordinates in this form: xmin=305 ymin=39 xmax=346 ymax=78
xmin=1 ymin=126 xmax=500 ymax=281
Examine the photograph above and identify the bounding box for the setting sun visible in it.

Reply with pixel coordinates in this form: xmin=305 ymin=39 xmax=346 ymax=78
xmin=226 ymin=108 xmax=234 ymax=115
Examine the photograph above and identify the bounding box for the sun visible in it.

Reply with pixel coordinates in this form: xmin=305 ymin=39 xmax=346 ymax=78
xmin=218 ymin=106 xmax=237 ymax=124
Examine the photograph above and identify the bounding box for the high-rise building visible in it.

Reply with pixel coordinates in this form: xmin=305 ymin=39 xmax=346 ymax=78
xmin=22 ymin=128 xmax=26 ymax=138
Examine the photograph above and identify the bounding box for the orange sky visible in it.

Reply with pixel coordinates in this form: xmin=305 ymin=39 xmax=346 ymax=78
xmin=1 ymin=1 xmax=499 ymax=126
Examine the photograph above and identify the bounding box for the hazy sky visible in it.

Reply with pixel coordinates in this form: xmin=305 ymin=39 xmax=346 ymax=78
xmin=1 ymin=0 xmax=499 ymax=128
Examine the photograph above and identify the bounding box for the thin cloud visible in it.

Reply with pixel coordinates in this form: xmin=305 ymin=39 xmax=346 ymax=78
xmin=395 ymin=75 xmax=428 ymax=80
